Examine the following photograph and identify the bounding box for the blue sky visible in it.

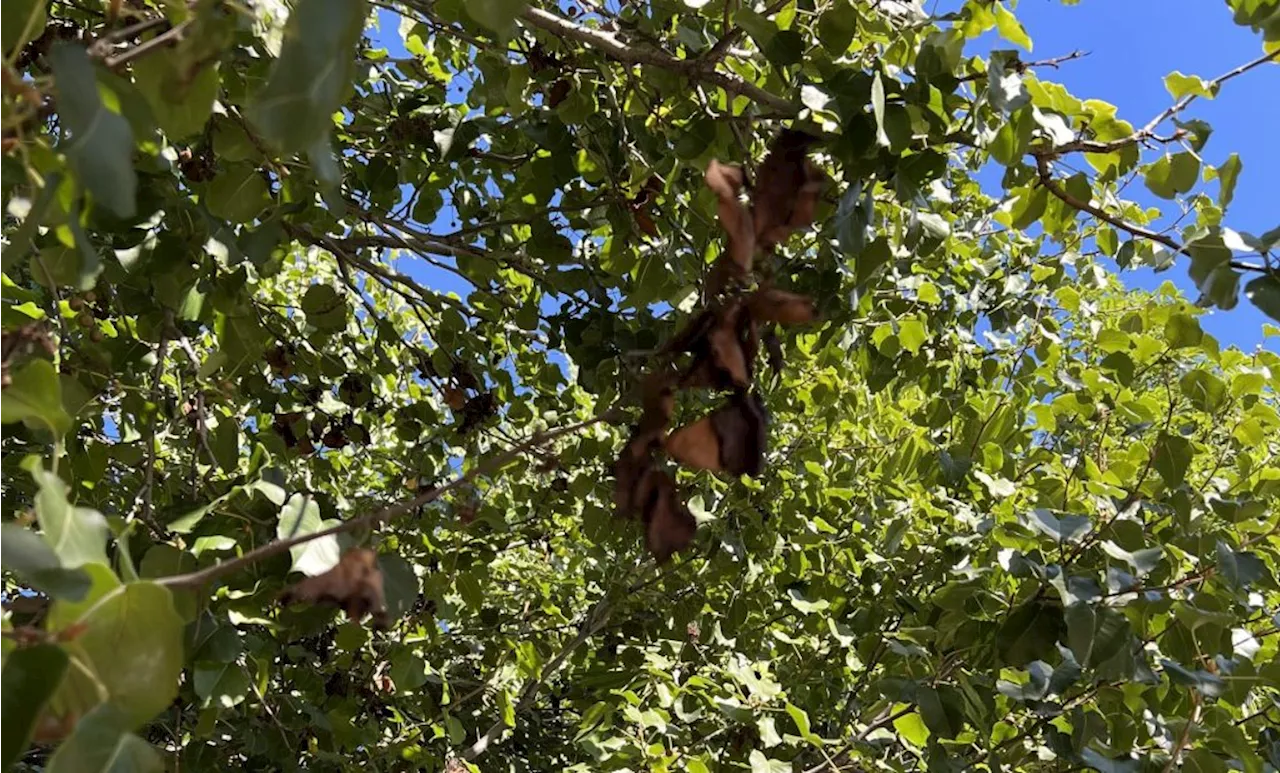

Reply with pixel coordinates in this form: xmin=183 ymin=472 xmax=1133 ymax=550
xmin=369 ymin=1 xmax=1277 ymax=350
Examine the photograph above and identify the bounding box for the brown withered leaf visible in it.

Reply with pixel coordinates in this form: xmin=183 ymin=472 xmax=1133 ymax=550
xmin=753 ymin=129 xmax=826 ymax=250
xmin=763 ymin=328 xmax=786 ymax=375
xmin=613 ymin=432 xmax=656 ymax=518
xmin=682 ymin=301 xmax=759 ymax=391
xmin=705 ymin=160 xmax=756 ymax=292
xmin=614 ymin=371 xmax=675 ymax=516
xmin=747 ymin=287 xmax=817 ymax=325
xmin=442 ymin=386 xmax=467 ymax=411
xmin=635 ymin=467 xmax=697 ymax=563
xmin=666 ymin=392 xmax=769 ymax=477
xmin=638 ymin=369 xmax=674 ymax=437
xmin=280 ymin=548 xmax=390 ymax=629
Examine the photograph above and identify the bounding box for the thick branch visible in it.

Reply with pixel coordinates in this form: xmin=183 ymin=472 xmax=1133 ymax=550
xmin=158 ymin=414 xmax=613 ymax=590
xmin=519 ymin=7 xmax=797 ymax=115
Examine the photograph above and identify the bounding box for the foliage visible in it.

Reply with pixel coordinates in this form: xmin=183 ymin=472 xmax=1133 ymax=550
xmin=3 ymin=0 xmax=1280 ymax=771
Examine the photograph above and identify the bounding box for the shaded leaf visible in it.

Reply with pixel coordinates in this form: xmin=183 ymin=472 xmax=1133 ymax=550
xmin=1 ymin=644 xmax=69 ymax=770
xmin=49 ymin=43 xmax=137 ymax=218
xmin=248 ymin=0 xmax=367 ymax=152
xmin=2 ymin=359 xmax=72 ymax=436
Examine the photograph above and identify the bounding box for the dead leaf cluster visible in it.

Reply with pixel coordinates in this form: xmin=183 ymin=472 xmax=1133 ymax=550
xmin=614 ymin=129 xmax=825 ymax=563
xmin=280 ymin=547 xmax=390 ymax=629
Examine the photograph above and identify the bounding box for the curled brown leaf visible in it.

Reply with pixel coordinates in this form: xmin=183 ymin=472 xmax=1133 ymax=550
xmin=753 ymin=129 xmax=826 ymax=250
xmin=705 ymin=160 xmax=755 ymax=292
xmin=280 ymin=548 xmax=390 ymax=629
xmin=636 ymin=467 xmax=697 ymax=563
xmin=747 ymin=288 xmax=817 ymax=325
xmin=666 ymin=391 xmax=768 ymax=477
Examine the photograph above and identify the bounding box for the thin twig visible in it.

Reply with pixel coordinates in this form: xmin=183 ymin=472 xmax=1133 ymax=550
xmin=518 ymin=7 xmax=797 ymax=115
xmin=958 ymin=49 xmax=1089 ymax=82
xmin=463 ymin=595 xmax=614 ymax=760
xmin=700 ymin=0 xmax=790 ymax=66
xmin=102 ymin=19 xmax=192 ymax=68
xmin=1141 ymin=48 xmax=1280 ymax=136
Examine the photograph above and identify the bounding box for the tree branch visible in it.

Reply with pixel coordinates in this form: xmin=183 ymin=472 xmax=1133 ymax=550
xmin=1033 ymin=155 xmax=1266 ymax=274
xmin=1140 ymin=48 xmax=1280 ymax=136
xmin=463 ymin=595 xmax=614 ymax=760
xmin=958 ymin=49 xmax=1089 ymax=83
xmin=700 ymin=0 xmax=791 ymax=67
xmin=158 ymin=413 xmax=615 ymax=590
xmin=518 ymin=7 xmax=797 ymax=115
xmin=1045 ymin=49 xmax=1280 ymax=157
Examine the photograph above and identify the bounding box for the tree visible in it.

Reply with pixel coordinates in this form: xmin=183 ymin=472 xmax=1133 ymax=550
xmin=2 ymin=0 xmax=1279 ymax=770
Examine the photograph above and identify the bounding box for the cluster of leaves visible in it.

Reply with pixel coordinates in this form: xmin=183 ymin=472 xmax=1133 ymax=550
xmin=2 ymin=0 xmax=1279 ymax=771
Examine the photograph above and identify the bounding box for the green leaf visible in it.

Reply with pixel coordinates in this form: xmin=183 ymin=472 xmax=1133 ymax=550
xmin=1 ymin=359 xmax=73 ymax=436
xmin=56 ymin=582 xmax=184 ymax=727
xmin=3 ymin=0 xmax=47 ymax=55
xmin=1009 ymin=185 xmax=1048 ymax=229
xmin=1 ymin=644 xmax=69 ymax=770
xmin=1153 ymin=432 xmax=1192 ymax=487
xmin=1081 ymin=748 xmax=1140 ymax=773
xmin=989 ymin=107 xmax=1033 ymax=165
xmin=1215 ymin=153 xmax=1242 ymax=208
xmin=893 ymin=710 xmax=930 ymax=747
xmin=871 ymin=71 xmax=889 ymax=147
xmin=132 ymin=49 xmax=218 ymax=139
xmin=1143 ymin=152 xmax=1200 ymax=199
xmin=465 ymin=0 xmax=530 ymax=33
xmin=1023 ymin=508 xmax=1091 ymax=543
xmin=1164 ymin=71 xmax=1216 ymax=100
xmin=47 ymin=563 xmax=122 ymax=632
xmin=193 ymin=662 xmax=250 ymax=708
xmin=1244 ymin=274 xmax=1280 ymax=322
xmin=997 ymin=599 xmax=1064 ymax=666
xmin=1216 ymin=541 xmax=1265 ymax=589
xmin=29 ymin=461 xmax=110 ymax=569
xmin=1 ymin=171 xmax=63 ymax=272
xmin=301 ymin=284 xmax=349 ymax=331
xmin=1161 ymin=659 xmax=1225 ymax=698
xmin=46 ymin=703 xmax=163 ymax=773
xmin=1065 ymin=604 xmax=1131 ymax=668
xmin=379 ymin=552 xmax=419 ymax=620
xmin=248 ymin=0 xmax=367 ymax=153
xmin=993 ymin=2 xmax=1032 ymax=50
xmin=277 ymin=493 xmax=340 ymax=576
xmin=917 ymin=686 xmax=966 ymax=739
xmin=757 ymin=715 xmax=782 ymax=747
xmin=1100 ymin=541 xmax=1163 ymax=576
xmin=749 ymin=750 xmax=791 ymax=773
xmin=1179 ymin=370 xmax=1227 ymax=413
xmin=988 ymin=51 xmax=1030 ymax=114
xmin=499 ymin=688 xmax=517 ymax=727
xmin=1163 ymin=313 xmax=1204 ymax=348
xmin=389 ymin=650 xmax=428 ymax=692
xmin=898 ymin=319 xmax=928 ymax=353
xmin=817 ymin=0 xmax=858 ymax=53
xmin=49 ymin=43 xmax=137 ymax=219
xmin=205 ymin=165 xmax=272 ymax=224
xmin=0 ymin=524 xmax=91 ymax=600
